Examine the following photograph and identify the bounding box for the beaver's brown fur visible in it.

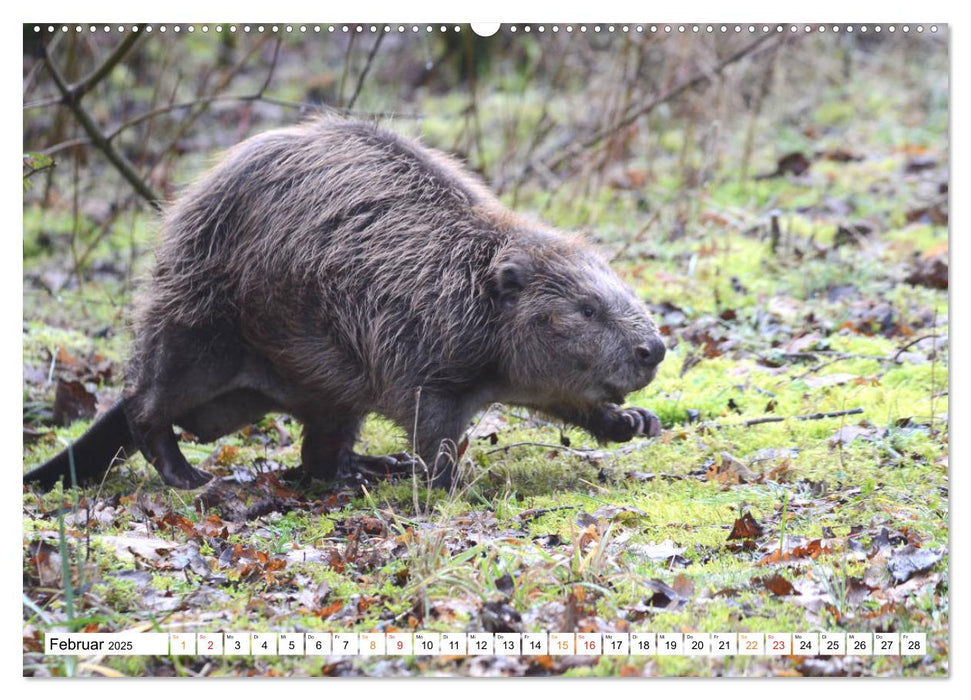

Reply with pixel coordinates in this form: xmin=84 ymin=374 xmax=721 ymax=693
xmin=25 ymin=116 xmax=666 ymax=491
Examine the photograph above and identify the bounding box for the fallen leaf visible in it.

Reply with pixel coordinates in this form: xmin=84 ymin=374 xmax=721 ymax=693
xmin=480 ymin=600 xmax=522 ymax=633
xmin=641 ymin=579 xmax=684 ymax=609
xmin=828 ymin=425 xmax=875 ymax=447
xmin=833 ymin=222 xmax=874 ymax=248
xmin=52 ymin=379 xmax=97 ymax=426
xmin=160 ymin=512 xmax=197 ymax=537
xmin=706 ymin=452 xmax=758 ymax=484
xmin=672 ymin=573 xmax=695 ymax=598
xmin=762 ymin=574 xmax=796 ymax=596
xmin=627 ymin=539 xmax=686 ymax=561
xmin=770 ymin=152 xmax=811 ymax=177
xmin=728 ymin=512 xmax=764 ymax=541
xmin=27 ymin=542 xmax=62 ymax=586
xmin=845 ymin=577 xmax=876 ymax=605
xmin=55 ymin=346 xmax=83 ymax=369
xmin=904 ymin=155 xmax=937 ymax=173
xmin=887 ymin=546 xmax=944 ymax=584
xmin=905 ymin=255 xmax=948 ymax=290
xmin=469 ymin=409 xmax=507 ymax=443
xmin=820 ymin=148 xmax=863 ymax=162
xmin=97 ymin=535 xmax=180 ymax=562
xmin=211 ymin=444 xmax=240 ymax=466
xmin=590 ymin=504 xmax=646 ymax=522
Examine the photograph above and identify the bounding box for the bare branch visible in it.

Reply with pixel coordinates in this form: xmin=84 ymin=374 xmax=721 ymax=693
xmin=256 ymin=37 xmax=282 ymax=97
xmin=337 ymin=31 xmax=357 ymax=107
xmin=702 ymin=407 xmax=864 ymax=430
xmin=95 ymin=96 xmax=420 ymax=148
xmin=72 ymin=26 xmax=145 ymax=99
xmin=521 ymin=32 xmax=783 ymax=184
xmin=346 ymin=31 xmax=385 ymax=111
xmin=24 ymin=96 xmax=63 ymax=111
xmin=42 ymin=41 xmax=161 ymax=209
xmin=893 ymin=334 xmax=942 ymax=363
xmin=483 ymin=441 xmax=591 ymax=457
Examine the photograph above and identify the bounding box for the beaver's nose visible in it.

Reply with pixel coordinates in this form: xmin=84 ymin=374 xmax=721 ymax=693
xmin=635 ymin=337 xmax=666 ymax=367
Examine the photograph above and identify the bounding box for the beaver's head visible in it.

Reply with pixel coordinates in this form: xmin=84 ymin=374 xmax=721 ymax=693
xmin=492 ymin=235 xmax=665 ymax=410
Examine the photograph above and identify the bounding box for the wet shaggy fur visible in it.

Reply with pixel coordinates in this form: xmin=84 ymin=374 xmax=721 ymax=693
xmin=26 ymin=116 xmax=667 ymax=491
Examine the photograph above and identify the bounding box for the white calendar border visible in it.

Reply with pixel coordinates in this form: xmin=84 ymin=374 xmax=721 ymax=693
xmin=10 ymin=0 xmax=958 ymax=695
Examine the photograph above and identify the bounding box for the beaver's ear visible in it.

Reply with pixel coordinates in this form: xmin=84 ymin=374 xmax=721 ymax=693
xmin=492 ymin=253 xmax=533 ymax=307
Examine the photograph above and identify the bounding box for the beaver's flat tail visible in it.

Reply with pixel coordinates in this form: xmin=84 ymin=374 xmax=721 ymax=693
xmin=24 ymin=401 xmax=134 ymax=490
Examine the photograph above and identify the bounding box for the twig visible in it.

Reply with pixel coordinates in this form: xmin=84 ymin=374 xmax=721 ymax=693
xmin=71 ymin=194 xmax=138 ymax=278
xmin=929 ymin=312 xmax=938 ymax=433
xmin=337 ymin=31 xmax=356 ymax=107
xmin=149 ymin=36 xmax=273 ymax=176
xmin=22 ymin=160 xmax=56 ymax=180
xmin=504 ymin=42 xmax=566 ymax=201
xmin=740 ymin=41 xmax=778 ymax=180
xmin=791 ymin=356 xmax=847 ymax=381
xmin=42 ymin=37 xmax=161 ymax=209
xmin=893 ymin=333 xmax=942 ymax=363
xmin=41 ymin=137 xmax=90 ymax=157
xmin=521 ymin=32 xmax=781 ymax=182
xmin=837 ymin=400 xmax=848 ymax=471
xmin=346 ymin=31 xmax=384 ymax=111
xmin=516 ymin=505 xmax=581 ymax=524
xmin=24 ymin=96 xmax=64 ymax=111
xmin=702 ymin=407 xmax=864 ymax=430
xmin=73 ymin=28 xmax=145 ymax=99
xmin=483 ymin=441 xmax=599 ymax=457
xmin=802 ymin=350 xmax=892 ymax=361
xmin=58 ymin=95 xmax=422 ymax=148
xmin=769 ymin=211 xmax=782 ymax=255
xmin=257 ymin=38 xmax=282 ymax=97
xmin=790 ymin=337 xmax=944 ymax=380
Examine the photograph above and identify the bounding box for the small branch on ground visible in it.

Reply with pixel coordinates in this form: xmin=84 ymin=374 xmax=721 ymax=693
xmin=483 ymin=441 xmax=594 ymax=457
xmin=516 ymin=505 xmax=581 ymax=524
xmin=790 ymin=336 xmax=946 ymax=380
xmin=481 ymin=407 xmax=865 ymax=458
xmin=894 ymin=334 xmax=942 ymax=363
xmin=702 ymin=407 xmax=864 ymax=430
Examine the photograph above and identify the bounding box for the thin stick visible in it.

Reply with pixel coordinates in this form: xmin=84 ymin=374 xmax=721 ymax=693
xmin=893 ymin=333 xmax=942 ymax=363
xmin=929 ymin=311 xmax=938 ymax=432
xmin=337 ymin=31 xmax=356 ymax=107
xmin=520 ymin=32 xmax=781 ymax=183
xmin=702 ymin=407 xmax=864 ymax=430
xmin=483 ymin=441 xmax=604 ymax=458
xmin=146 ymin=36 xmax=273 ymax=182
xmin=72 ymin=27 xmax=145 ymax=99
xmin=790 ymin=337 xmax=944 ymax=380
xmin=791 ymin=356 xmax=848 ymax=381
xmin=480 ymin=408 xmax=865 ymax=459
xmin=346 ymin=32 xmax=385 ymax=111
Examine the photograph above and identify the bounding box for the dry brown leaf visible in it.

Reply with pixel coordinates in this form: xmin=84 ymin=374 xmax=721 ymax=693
xmin=728 ymin=512 xmax=764 ymax=541
xmin=763 ymin=574 xmax=796 ymax=596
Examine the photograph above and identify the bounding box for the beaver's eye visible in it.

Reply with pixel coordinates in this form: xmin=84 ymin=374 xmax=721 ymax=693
xmin=581 ymin=306 xmax=596 ymax=318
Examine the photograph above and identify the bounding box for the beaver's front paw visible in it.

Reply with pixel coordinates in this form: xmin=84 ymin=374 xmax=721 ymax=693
xmin=603 ymin=405 xmax=662 ymax=442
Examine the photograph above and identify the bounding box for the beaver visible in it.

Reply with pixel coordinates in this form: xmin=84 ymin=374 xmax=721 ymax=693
xmin=25 ymin=116 xmax=666 ymax=492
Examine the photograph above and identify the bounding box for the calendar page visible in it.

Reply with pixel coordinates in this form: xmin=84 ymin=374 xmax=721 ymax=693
xmin=21 ymin=8 xmax=949 ymax=680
